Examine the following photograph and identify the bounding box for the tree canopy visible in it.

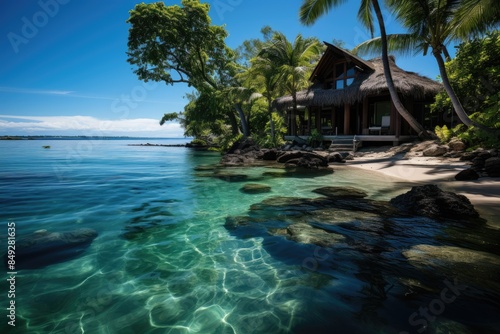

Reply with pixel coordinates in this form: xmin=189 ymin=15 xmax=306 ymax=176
xmin=127 ymin=0 xmax=251 ymax=143
xmin=127 ymin=1 xmax=321 ymax=148
xmin=127 ymin=0 xmax=233 ymax=90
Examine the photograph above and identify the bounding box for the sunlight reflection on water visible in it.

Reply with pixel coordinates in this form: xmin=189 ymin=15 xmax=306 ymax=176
xmin=0 ymin=140 xmax=498 ymax=333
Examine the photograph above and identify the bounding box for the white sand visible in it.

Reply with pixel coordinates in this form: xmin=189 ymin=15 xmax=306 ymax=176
xmin=347 ymin=148 xmax=500 ymax=227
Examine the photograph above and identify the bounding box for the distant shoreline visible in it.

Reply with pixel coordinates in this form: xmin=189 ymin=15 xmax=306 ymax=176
xmin=128 ymin=143 xmax=187 ymax=147
xmin=128 ymin=142 xmax=211 ymax=149
xmin=0 ymin=135 xmax=192 ymax=141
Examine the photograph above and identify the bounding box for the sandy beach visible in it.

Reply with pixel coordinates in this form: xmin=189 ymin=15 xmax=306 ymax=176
xmin=347 ymin=146 xmax=500 ymax=227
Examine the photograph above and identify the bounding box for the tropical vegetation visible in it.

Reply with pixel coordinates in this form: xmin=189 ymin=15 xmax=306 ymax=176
xmin=127 ymin=0 xmax=499 ymax=150
xmin=432 ymin=31 xmax=500 ymax=148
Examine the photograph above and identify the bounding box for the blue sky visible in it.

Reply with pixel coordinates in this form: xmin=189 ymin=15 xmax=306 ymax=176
xmin=0 ymin=0 xmax=449 ymax=137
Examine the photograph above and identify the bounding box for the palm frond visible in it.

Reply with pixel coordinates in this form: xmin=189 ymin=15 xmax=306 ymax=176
xmin=353 ymin=34 xmax=423 ymax=57
xmin=358 ymin=0 xmax=375 ymax=37
xmin=453 ymin=0 xmax=500 ymax=39
xmin=299 ymin=0 xmax=348 ymax=25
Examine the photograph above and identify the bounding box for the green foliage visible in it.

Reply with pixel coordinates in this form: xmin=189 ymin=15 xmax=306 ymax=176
xmin=189 ymin=139 xmax=207 ymax=146
xmin=127 ymin=1 xmax=233 ymax=90
xmin=434 ymin=125 xmax=452 ymax=143
xmin=260 ymin=32 xmax=321 ymax=102
xmin=453 ymin=111 xmax=500 ymax=150
xmin=432 ymin=31 xmax=500 ymax=116
xmin=300 ymin=0 xmax=376 ymax=36
xmin=254 ymin=111 xmax=287 ymax=148
xmin=307 ymin=129 xmax=324 ymax=146
xmin=127 ymin=1 xmax=244 ymax=140
xmin=215 ymin=133 xmax=244 ymax=153
xmin=453 ymin=0 xmax=500 ymax=39
xmin=160 ymin=112 xmax=179 ymax=126
xmin=431 ymin=31 xmax=500 ymax=148
xmin=127 ymin=2 xmax=322 ymax=148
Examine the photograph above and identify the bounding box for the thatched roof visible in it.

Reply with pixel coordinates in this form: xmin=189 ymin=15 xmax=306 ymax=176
xmin=273 ymin=56 xmax=443 ymax=111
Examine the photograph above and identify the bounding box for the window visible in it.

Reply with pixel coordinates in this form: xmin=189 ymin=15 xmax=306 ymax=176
xmin=372 ymin=101 xmax=391 ymax=125
xmin=334 ymin=62 xmax=357 ymax=89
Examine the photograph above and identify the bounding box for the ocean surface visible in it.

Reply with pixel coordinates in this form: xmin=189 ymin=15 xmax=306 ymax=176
xmin=0 ymin=138 xmax=499 ymax=334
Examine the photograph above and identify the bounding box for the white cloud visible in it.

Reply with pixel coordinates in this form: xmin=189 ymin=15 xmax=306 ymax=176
xmin=0 ymin=86 xmax=177 ymax=104
xmin=0 ymin=87 xmax=74 ymax=95
xmin=0 ymin=115 xmax=185 ymax=138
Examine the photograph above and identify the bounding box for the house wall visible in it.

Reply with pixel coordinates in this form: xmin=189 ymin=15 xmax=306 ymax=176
xmin=285 ymin=95 xmax=433 ymax=138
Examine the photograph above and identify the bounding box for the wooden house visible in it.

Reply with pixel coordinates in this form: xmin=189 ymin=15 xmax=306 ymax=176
xmin=273 ymin=42 xmax=443 ymax=145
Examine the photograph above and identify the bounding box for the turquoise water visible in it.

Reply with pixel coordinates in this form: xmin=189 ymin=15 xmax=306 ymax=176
xmin=1 ymin=139 xmax=499 ymax=334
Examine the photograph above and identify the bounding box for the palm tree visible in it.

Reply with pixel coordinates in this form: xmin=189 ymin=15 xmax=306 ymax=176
xmin=243 ymin=55 xmax=283 ymax=143
xmin=300 ymin=0 xmax=430 ymax=138
xmin=259 ymin=32 xmax=322 ymax=136
xmin=354 ymin=0 xmax=494 ymax=129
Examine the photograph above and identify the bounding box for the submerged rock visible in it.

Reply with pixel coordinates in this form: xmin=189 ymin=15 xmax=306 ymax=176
xmin=194 ymin=165 xmax=218 ymax=172
xmin=312 ymin=186 xmax=368 ymax=199
xmin=214 ymin=172 xmax=249 ymax=182
xmin=220 ymin=153 xmax=263 ymax=166
xmin=5 ymin=228 xmax=98 ymax=270
xmin=283 ymin=166 xmax=333 ymax=175
xmin=403 ymin=244 xmax=500 ymax=290
xmin=271 ymin=223 xmax=345 ymax=248
xmin=390 ymin=184 xmax=481 ymax=222
xmin=240 ymin=183 xmax=272 ymax=194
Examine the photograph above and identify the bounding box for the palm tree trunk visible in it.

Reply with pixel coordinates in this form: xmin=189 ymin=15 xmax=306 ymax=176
xmin=228 ymin=111 xmax=240 ymax=136
xmin=442 ymin=45 xmax=451 ymax=61
xmin=291 ymin=93 xmax=298 ymax=135
xmin=372 ymin=0 xmax=431 ymax=139
xmin=234 ymin=103 xmax=250 ymax=138
xmin=268 ymin=100 xmax=276 ymax=144
xmin=432 ymin=49 xmax=477 ymax=128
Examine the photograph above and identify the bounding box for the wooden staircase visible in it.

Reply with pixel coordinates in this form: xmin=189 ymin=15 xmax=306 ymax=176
xmin=327 ymin=136 xmax=361 ymax=152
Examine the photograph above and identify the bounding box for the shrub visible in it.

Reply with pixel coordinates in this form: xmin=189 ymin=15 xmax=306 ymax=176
xmin=434 ymin=125 xmax=452 ymax=143
xmin=308 ymin=129 xmax=324 ymax=147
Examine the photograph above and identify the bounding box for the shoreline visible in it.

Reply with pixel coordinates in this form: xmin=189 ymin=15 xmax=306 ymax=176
xmin=346 ymin=152 xmax=500 ymax=227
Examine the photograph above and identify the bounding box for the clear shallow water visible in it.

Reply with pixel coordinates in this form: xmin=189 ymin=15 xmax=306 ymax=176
xmin=0 ymin=139 xmax=499 ymax=334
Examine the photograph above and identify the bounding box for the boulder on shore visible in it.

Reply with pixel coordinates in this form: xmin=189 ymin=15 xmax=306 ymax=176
xmin=390 ymin=184 xmax=481 ymax=222
xmin=455 ymin=168 xmax=480 ymax=181
xmin=277 ymin=151 xmax=328 ymax=169
xmin=448 ymin=138 xmax=466 ymax=152
xmin=485 ymin=157 xmax=500 ymax=177
xmin=423 ymin=144 xmax=448 ymax=157
xmin=327 ymin=152 xmax=345 ymax=163
xmin=261 ymin=149 xmax=278 ymax=161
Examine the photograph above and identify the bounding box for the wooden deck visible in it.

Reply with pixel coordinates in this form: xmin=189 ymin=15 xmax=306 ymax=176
xmin=284 ymin=135 xmax=416 ymax=151
xmin=285 ymin=135 xmax=416 ymax=142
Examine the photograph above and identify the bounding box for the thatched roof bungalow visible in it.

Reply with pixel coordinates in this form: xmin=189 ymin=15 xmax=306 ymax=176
xmin=274 ymin=42 xmax=443 ymax=143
